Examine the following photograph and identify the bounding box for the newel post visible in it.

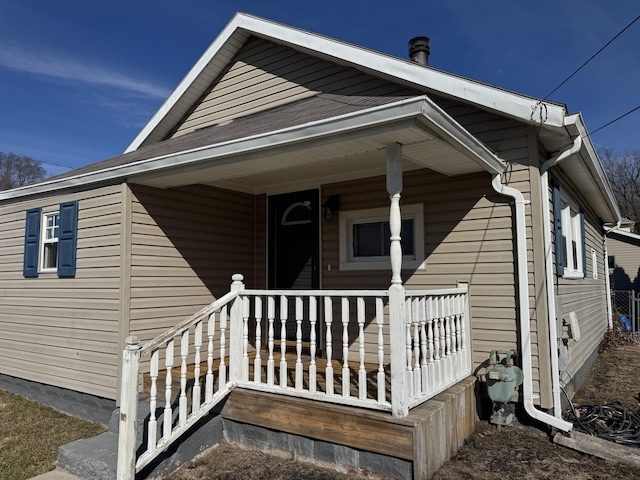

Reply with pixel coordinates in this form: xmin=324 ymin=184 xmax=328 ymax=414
xmin=387 ymin=143 xmax=409 ymax=417
xmin=116 ymin=336 xmax=141 ymax=480
xmin=229 ymin=273 xmax=245 ymax=383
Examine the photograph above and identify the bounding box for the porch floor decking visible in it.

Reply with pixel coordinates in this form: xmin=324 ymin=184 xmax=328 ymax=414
xmin=142 ymin=353 xmax=392 ymax=405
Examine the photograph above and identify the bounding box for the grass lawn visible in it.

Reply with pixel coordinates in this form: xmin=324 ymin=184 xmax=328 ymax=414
xmin=0 ymin=389 xmax=105 ymax=480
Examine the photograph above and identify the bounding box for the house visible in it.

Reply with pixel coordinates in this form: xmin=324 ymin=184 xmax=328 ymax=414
xmin=0 ymin=13 xmax=620 ymax=479
xmin=606 ymin=227 xmax=640 ymax=333
xmin=607 ymin=227 xmax=640 ymax=292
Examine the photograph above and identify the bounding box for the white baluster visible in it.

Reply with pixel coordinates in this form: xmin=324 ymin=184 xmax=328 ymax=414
xmin=419 ymin=296 xmax=428 ymax=393
xmin=413 ymin=298 xmax=422 ymax=396
xmin=376 ymin=297 xmax=386 ymax=403
xmin=309 ymin=296 xmax=317 ymax=394
xmin=219 ymin=307 xmax=227 ymax=387
xmin=444 ymin=295 xmax=452 ymax=381
xmin=148 ymin=348 xmax=159 ymax=453
xmin=254 ymin=296 xmax=263 ymax=384
xmin=163 ymin=338 xmax=174 ymax=440
xmin=341 ymin=297 xmax=350 ymax=398
xmin=439 ymin=313 xmax=446 ymax=385
xmin=426 ymin=296 xmax=435 ymax=392
xmin=357 ymin=297 xmax=367 ymax=400
xmin=295 ymin=296 xmax=303 ymax=391
xmin=242 ymin=296 xmax=250 ymax=382
xmin=405 ymin=299 xmax=413 ymax=401
xmin=192 ymin=321 xmax=202 ymax=415
xmin=206 ymin=312 xmax=215 ymax=402
xmin=280 ymin=295 xmax=288 ymax=388
xmin=324 ymin=296 xmax=334 ymax=396
xmin=179 ymin=330 xmax=189 ymax=427
xmin=433 ymin=298 xmax=441 ymax=388
xmin=267 ymin=296 xmax=275 ymax=386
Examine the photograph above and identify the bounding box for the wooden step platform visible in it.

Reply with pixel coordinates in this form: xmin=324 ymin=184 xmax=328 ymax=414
xmin=221 ymin=376 xmax=477 ymax=479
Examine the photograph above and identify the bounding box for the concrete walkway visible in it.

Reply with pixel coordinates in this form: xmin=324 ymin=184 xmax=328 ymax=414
xmin=28 ymin=469 xmax=83 ymax=480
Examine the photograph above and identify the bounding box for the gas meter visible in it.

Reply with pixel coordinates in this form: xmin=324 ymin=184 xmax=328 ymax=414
xmin=485 ymin=350 xmax=523 ymax=427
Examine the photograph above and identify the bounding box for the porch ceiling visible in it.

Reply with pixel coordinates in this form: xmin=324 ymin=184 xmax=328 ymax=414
xmin=133 ymin=121 xmax=483 ymax=194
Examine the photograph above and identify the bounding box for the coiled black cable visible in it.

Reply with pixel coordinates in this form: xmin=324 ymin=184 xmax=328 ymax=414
xmin=562 ymin=399 xmax=640 ymax=446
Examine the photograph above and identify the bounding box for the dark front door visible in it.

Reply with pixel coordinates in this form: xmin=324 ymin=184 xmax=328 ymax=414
xmin=268 ymin=189 xmax=319 ymax=289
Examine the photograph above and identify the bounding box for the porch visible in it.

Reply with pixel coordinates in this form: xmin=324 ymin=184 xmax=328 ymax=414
xmin=116 ymin=275 xmax=474 ymax=479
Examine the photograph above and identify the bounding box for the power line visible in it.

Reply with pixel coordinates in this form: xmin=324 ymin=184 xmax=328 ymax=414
xmin=542 ymin=15 xmax=640 ymax=100
xmin=588 ymin=104 xmax=640 ymax=138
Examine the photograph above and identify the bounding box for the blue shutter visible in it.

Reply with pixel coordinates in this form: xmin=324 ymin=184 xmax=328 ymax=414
xmin=57 ymin=201 xmax=78 ymax=277
xmin=551 ymin=180 xmax=564 ymax=276
xmin=580 ymin=209 xmax=586 ymax=277
xmin=23 ymin=208 xmax=41 ymax=277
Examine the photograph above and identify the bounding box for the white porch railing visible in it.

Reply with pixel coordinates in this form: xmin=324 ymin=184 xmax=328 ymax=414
xmin=116 ymin=275 xmax=471 ymax=479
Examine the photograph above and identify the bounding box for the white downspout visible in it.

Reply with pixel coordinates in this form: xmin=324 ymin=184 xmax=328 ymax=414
xmin=491 ymin=174 xmax=573 ymax=432
xmin=539 ymin=136 xmax=582 ymax=419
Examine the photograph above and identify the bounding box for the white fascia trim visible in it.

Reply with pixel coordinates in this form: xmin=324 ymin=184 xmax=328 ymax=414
xmin=419 ymin=101 xmax=505 ymax=174
xmin=126 ymin=13 xmax=567 ymax=152
xmin=2 ymin=96 xmax=504 ymax=202
xmin=564 ymin=113 xmax=621 ymax=223
xmin=233 ymin=15 xmax=568 ymax=128
xmin=125 ymin=13 xmax=248 ymax=153
xmin=607 ymin=229 xmax=640 ymax=241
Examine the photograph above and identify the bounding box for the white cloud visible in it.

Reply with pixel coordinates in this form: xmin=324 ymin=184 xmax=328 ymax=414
xmin=0 ymin=45 xmax=170 ymax=99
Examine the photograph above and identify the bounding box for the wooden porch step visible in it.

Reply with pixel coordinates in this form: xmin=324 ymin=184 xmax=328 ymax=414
xmin=221 ymin=375 xmax=478 ymax=479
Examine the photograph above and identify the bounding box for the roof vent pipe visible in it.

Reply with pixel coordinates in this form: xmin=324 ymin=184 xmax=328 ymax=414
xmin=409 ymin=36 xmax=430 ymax=66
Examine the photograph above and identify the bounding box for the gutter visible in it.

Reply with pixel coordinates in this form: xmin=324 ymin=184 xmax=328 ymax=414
xmin=539 ymin=136 xmax=582 ymax=419
xmin=491 ymin=174 xmax=573 ymax=432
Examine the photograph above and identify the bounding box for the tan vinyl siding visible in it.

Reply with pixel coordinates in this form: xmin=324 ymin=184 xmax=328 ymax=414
xmin=171 ymin=37 xmax=416 ymax=138
xmin=0 ymin=185 xmax=123 ymax=399
xmin=549 ymin=170 xmax=609 ymax=391
xmin=127 ymin=184 xmax=258 ymax=344
xmin=608 ymin=233 xmax=640 ymax=291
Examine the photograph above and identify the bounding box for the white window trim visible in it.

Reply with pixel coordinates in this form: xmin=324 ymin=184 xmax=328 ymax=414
xmin=591 ymin=248 xmax=597 ymax=280
xmin=40 ymin=210 xmax=59 ymax=273
xmin=560 ymin=194 xmax=583 ymax=279
xmin=339 ymin=204 xmax=425 ymax=271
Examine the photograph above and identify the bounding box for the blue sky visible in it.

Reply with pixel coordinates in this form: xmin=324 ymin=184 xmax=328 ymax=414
xmin=0 ymin=1 xmax=638 ymax=177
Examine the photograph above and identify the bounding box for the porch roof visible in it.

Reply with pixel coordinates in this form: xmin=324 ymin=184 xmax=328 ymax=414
xmin=0 ymin=94 xmax=505 ymax=199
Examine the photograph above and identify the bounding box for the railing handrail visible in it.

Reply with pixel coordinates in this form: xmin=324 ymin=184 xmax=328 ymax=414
xmin=241 ymin=288 xmax=389 ymax=297
xmin=405 ymin=285 xmax=468 ymax=297
xmin=140 ymin=290 xmax=239 ymax=355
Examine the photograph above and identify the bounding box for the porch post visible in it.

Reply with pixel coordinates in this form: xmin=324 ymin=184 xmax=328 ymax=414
xmin=116 ymin=336 xmax=140 ymax=480
xmin=229 ymin=274 xmax=245 ymax=383
xmin=387 ymin=143 xmax=409 ymax=417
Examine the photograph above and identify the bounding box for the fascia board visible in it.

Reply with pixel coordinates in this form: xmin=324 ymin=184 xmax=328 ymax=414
xmin=1 ymin=96 xmax=504 ymax=201
xmin=564 ymin=113 xmax=621 ymax=223
xmin=608 ymin=229 xmax=640 ymax=242
xmin=418 ymin=100 xmax=506 ymax=175
xmin=126 ymin=13 xmax=567 ymax=153
xmin=124 ymin=13 xmax=248 ymax=153
xmin=240 ymin=13 xmax=566 ymax=127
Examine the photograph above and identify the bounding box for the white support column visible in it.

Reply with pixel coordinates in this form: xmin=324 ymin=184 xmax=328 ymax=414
xmin=387 ymin=142 xmax=409 ymax=417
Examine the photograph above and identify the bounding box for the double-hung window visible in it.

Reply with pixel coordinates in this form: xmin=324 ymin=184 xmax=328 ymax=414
xmin=41 ymin=212 xmax=60 ymax=271
xmin=23 ymin=201 xmax=78 ymax=278
xmin=339 ymin=204 xmax=425 ymax=270
xmin=552 ymin=181 xmax=586 ymax=278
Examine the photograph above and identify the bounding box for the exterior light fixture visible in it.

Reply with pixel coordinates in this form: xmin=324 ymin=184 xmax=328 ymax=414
xmin=322 ymin=195 xmax=340 ymax=222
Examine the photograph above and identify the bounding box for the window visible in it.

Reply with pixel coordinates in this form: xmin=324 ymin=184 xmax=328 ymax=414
xmin=339 ymin=204 xmax=425 ymax=270
xmin=23 ymin=201 xmax=78 ymax=278
xmin=552 ymin=181 xmax=585 ymax=278
xmin=41 ymin=212 xmax=59 ymax=271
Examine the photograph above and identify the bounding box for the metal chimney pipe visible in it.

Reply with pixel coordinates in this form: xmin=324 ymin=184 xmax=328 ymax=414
xmin=408 ymin=36 xmax=430 ymax=66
